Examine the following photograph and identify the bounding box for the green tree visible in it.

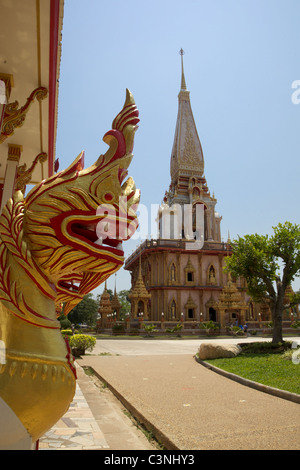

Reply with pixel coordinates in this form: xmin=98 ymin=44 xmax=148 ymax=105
xmin=225 ymin=222 xmax=300 ymax=343
xmin=68 ymin=293 xmax=99 ymax=326
xmin=118 ymin=289 xmax=131 ymax=319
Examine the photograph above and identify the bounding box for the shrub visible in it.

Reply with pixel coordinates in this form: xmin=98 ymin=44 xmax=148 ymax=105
xmin=112 ymin=323 xmax=125 ymax=335
xmin=61 ymin=329 xmax=73 ymax=336
xmin=144 ymin=324 xmax=157 ymax=336
xmin=225 ymin=325 xmax=245 ymax=336
xmin=199 ymin=320 xmax=219 ymax=330
xmin=199 ymin=321 xmax=220 ymax=336
xmin=166 ymin=323 xmax=183 ymax=336
xmin=69 ymin=334 xmax=96 ymax=356
xmin=232 ymin=326 xmax=244 ymax=336
xmin=239 ymin=341 xmax=292 ymax=355
xmin=59 ymin=315 xmax=71 ymax=330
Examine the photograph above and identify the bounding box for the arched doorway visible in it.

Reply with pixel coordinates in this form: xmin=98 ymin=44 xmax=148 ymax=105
xmin=209 ymin=307 xmax=216 ymax=322
xmin=138 ymin=300 xmax=144 ymax=316
xmin=230 ymin=312 xmax=239 ymax=325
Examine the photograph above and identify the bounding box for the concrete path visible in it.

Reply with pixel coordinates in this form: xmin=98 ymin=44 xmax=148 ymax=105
xmin=39 ymin=363 xmax=155 ymax=450
xmin=89 ymin=336 xmax=300 ymax=356
xmin=40 ymin=337 xmax=300 ymax=450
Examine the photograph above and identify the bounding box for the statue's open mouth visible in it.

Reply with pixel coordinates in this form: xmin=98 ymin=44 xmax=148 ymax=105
xmin=51 ymin=197 xmax=137 ymax=266
xmin=70 ymin=220 xmax=124 ymax=253
xmin=50 ymin=214 xmax=126 ymax=264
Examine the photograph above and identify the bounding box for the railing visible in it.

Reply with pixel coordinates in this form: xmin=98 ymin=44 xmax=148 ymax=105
xmin=125 ymin=238 xmax=230 ymax=266
xmin=97 ymin=319 xmax=296 ymax=336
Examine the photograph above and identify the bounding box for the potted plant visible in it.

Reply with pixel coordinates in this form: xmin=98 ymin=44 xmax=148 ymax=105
xmin=69 ymin=334 xmax=96 ymax=357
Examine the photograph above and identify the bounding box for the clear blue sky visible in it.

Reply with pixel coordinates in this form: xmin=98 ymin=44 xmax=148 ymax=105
xmin=56 ymin=0 xmax=300 ymax=296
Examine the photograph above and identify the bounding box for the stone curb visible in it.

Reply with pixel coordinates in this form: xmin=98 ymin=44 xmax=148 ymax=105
xmin=194 ymin=355 xmax=300 ymax=405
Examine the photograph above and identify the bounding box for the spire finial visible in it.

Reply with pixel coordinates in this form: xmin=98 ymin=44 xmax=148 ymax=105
xmin=179 ymin=48 xmax=187 ymax=90
xmin=114 ymin=273 xmax=117 ymax=294
xmin=139 ymin=251 xmax=142 ymax=276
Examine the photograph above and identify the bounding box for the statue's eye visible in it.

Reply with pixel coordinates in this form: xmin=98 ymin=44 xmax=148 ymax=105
xmin=103 ymin=193 xmax=114 ymax=202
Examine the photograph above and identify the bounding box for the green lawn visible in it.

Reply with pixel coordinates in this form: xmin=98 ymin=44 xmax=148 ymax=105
xmin=205 ymin=348 xmax=300 ymax=395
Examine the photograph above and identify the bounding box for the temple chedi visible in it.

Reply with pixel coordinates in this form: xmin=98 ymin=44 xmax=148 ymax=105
xmin=98 ymin=281 xmax=112 ymax=326
xmin=111 ymin=276 xmax=122 ymax=320
xmin=129 ymin=256 xmax=151 ymax=319
xmin=125 ymin=51 xmax=264 ymax=327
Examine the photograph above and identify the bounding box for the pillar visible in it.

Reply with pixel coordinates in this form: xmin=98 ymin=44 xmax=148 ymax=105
xmin=1 ymin=144 xmax=23 ymax=211
xmin=0 ymin=74 xmax=13 ymax=133
xmin=218 ymin=308 xmax=226 ymax=328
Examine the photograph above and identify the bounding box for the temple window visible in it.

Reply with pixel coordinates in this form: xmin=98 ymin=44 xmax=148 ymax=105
xmin=185 ymin=294 xmax=197 ymax=320
xmin=192 ymin=187 xmax=200 ymax=199
xmin=184 ymin=257 xmax=195 ymax=285
xmin=138 ymin=300 xmax=144 ymax=315
xmin=188 ymin=308 xmax=194 ymax=319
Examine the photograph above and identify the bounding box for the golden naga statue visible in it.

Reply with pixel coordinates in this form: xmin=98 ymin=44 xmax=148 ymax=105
xmin=0 ymin=90 xmax=140 ymax=449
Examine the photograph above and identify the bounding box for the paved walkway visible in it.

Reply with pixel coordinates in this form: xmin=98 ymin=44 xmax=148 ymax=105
xmin=39 ymin=337 xmax=300 ymax=451
xmin=39 ymin=363 xmax=155 ymax=450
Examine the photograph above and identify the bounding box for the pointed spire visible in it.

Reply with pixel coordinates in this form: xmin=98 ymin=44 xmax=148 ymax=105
xmin=99 ymin=280 xmax=113 ymax=318
xmin=170 ymin=50 xmax=203 ymax=183
xmin=138 ymin=252 xmax=142 ymax=277
xmin=129 ymin=252 xmax=150 ymax=300
xmin=111 ymin=274 xmax=121 ymax=318
xmin=179 ymin=48 xmax=187 ymax=90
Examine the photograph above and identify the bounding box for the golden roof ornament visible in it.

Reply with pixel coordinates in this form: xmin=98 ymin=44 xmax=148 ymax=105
xmin=0 ymin=86 xmax=48 ymax=144
xmin=216 ymin=275 xmax=248 ymax=310
xmin=99 ymin=281 xmax=113 ymax=316
xmin=111 ymin=275 xmax=121 ymax=313
xmin=179 ymin=48 xmax=187 ymax=91
xmin=130 ymin=254 xmax=150 ymax=300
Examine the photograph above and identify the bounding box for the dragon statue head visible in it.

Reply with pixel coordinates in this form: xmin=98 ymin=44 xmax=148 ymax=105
xmin=23 ymin=89 xmax=140 ymax=315
xmin=0 ymin=89 xmax=140 ymax=448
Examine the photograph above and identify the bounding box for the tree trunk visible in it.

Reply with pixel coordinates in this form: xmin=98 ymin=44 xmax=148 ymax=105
xmin=272 ymin=306 xmax=283 ymax=343
xmin=271 ymin=290 xmax=284 ymax=343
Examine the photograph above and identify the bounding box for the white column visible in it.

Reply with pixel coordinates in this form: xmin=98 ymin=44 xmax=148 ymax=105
xmin=1 ymin=144 xmax=22 ymax=212
xmin=0 ymin=74 xmax=14 ymax=134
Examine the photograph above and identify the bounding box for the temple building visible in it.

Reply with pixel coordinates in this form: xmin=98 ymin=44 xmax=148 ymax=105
xmin=97 ymin=279 xmax=123 ymax=330
xmin=97 ymin=281 xmax=113 ymax=328
xmin=129 ymin=256 xmax=151 ymax=319
xmin=125 ymin=51 xmax=258 ymax=327
xmin=111 ymin=277 xmax=122 ymax=320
